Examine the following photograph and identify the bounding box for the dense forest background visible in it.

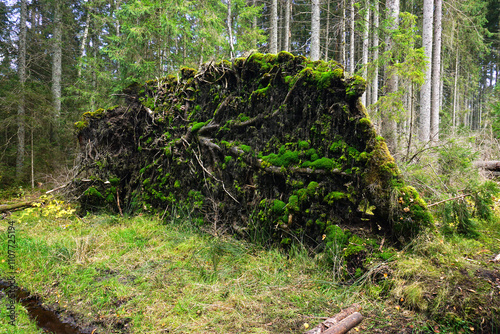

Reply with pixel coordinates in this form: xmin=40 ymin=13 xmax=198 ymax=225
xmin=0 ymin=0 xmax=498 ymax=189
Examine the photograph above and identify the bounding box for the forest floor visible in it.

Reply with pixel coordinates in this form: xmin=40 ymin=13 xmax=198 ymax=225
xmin=0 ymin=191 xmax=499 ymax=333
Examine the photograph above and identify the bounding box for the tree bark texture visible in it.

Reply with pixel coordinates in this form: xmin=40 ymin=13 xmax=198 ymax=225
xmin=340 ymin=0 xmax=346 ymax=66
xmin=310 ymin=0 xmax=321 ymax=60
xmin=430 ymin=0 xmax=442 ymax=142
xmin=305 ymin=304 xmax=362 ymax=334
xmin=348 ymin=0 xmax=355 ymax=73
xmin=382 ymin=0 xmax=399 ymax=152
xmin=17 ymin=0 xmax=27 ymax=180
xmin=371 ymin=0 xmax=379 ymax=108
xmin=284 ymin=0 xmax=291 ymax=52
xmin=270 ymin=0 xmax=278 ymax=53
xmin=52 ymin=0 xmax=63 ymax=117
xmin=361 ymin=1 xmax=370 ymax=106
xmin=418 ymin=0 xmax=433 ymax=142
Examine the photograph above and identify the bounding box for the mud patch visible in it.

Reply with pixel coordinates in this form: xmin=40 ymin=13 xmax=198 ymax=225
xmin=0 ymin=279 xmax=93 ymax=333
xmin=0 ymin=279 xmax=131 ymax=333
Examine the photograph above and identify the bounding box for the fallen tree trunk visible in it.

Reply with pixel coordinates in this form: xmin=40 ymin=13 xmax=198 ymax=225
xmin=473 ymin=161 xmax=500 ymax=171
xmin=0 ymin=201 xmax=34 ymax=213
xmin=323 ymin=313 xmax=363 ymax=334
xmin=305 ymin=304 xmax=362 ymax=334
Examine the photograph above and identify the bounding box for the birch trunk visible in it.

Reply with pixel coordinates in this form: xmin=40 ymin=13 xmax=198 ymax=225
xmin=430 ymin=0 xmax=442 ymax=142
xmin=310 ymin=0 xmax=321 ymax=60
xmin=418 ymin=0 xmax=433 ymax=142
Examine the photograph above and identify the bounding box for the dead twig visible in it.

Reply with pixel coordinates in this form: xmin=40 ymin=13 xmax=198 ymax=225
xmin=427 ymin=193 xmax=471 ymax=208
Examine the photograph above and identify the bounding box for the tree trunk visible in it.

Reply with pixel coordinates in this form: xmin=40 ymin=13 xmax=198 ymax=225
xmin=324 ymin=0 xmax=330 ymax=60
xmin=418 ymin=0 xmax=433 ymax=142
xmin=371 ymin=0 xmax=379 ymax=108
xmin=270 ymin=0 xmax=278 ymax=53
xmin=340 ymin=0 xmax=346 ymax=66
xmin=78 ymin=10 xmax=90 ymax=78
xmin=381 ymin=0 xmax=399 ymax=152
xmin=284 ymin=0 xmax=291 ymax=52
xmin=310 ymin=0 xmax=321 ymax=60
xmin=453 ymin=48 xmax=459 ymax=129
xmin=227 ymin=0 xmax=235 ymax=59
xmin=52 ymin=0 xmax=62 ymax=118
xmin=430 ymin=0 xmax=442 ymax=142
xmin=361 ymin=0 xmax=370 ymax=106
xmin=253 ymin=0 xmax=258 ymax=48
xmin=17 ymin=0 xmax=27 ymax=180
xmin=348 ymin=0 xmax=355 ymax=73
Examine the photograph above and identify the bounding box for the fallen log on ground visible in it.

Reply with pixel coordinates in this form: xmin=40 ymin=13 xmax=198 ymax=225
xmin=0 ymin=201 xmax=34 ymax=213
xmin=305 ymin=304 xmax=362 ymax=334
xmin=473 ymin=161 xmax=500 ymax=170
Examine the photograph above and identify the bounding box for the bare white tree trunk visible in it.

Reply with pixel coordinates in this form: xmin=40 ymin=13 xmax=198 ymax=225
xmin=52 ymin=1 xmax=62 ymax=117
xmin=371 ymin=0 xmax=379 ymax=108
xmin=310 ymin=0 xmax=321 ymax=60
xmin=17 ymin=0 xmax=27 ymax=180
xmin=270 ymin=0 xmax=278 ymax=53
xmin=418 ymin=0 xmax=433 ymax=142
xmin=284 ymin=0 xmax=291 ymax=52
xmin=348 ymin=0 xmax=355 ymax=73
xmin=430 ymin=0 xmax=442 ymax=142
xmin=361 ymin=0 xmax=370 ymax=106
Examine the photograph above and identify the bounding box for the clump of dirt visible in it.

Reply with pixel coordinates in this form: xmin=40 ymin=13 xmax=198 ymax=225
xmin=72 ymin=52 xmax=432 ymax=248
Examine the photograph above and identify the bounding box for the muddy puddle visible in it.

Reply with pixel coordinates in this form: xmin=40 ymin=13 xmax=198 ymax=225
xmin=0 ymin=279 xmax=94 ymax=334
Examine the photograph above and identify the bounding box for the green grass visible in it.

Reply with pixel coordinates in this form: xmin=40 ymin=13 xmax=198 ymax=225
xmin=0 ymin=198 xmax=499 ymax=333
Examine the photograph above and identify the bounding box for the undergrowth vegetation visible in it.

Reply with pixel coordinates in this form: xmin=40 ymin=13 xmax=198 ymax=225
xmin=0 ymin=134 xmax=500 ymax=333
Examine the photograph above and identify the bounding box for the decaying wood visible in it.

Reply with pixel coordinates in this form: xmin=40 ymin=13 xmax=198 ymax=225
xmin=0 ymin=201 xmax=34 ymax=213
xmin=323 ymin=312 xmax=363 ymax=334
xmin=46 ymin=182 xmax=70 ymax=194
xmin=492 ymin=253 xmax=500 ymax=263
xmin=305 ymin=304 xmax=362 ymax=334
xmin=473 ymin=161 xmax=500 ymax=171
xmin=427 ymin=193 xmax=470 ymax=207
